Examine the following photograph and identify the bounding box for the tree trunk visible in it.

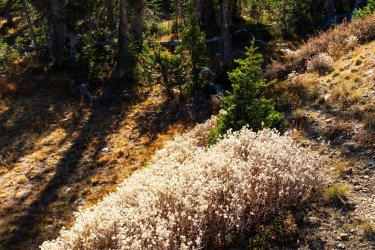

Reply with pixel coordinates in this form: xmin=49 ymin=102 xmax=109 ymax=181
xmin=222 ymin=0 xmax=232 ymax=63
xmin=118 ymin=0 xmax=129 ymax=58
xmin=196 ymin=0 xmax=215 ymax=26
xmin=281 ymin=0 xmax=287 ymax=32
xmin=21 ymin=0 xmax=38 ymax=46
xmin=5 ymin=0 xmax=13 ymax=27
xmin=131 ymin=0 xmax=144 ymax=50
xmin=69 ymin=32 xmax=78 ymax=58
xmin=231 ymin=0 xmax=241 ymax=21
xmin=326 ymin=0 xmax=335 ymax=21
xmin=176 ymin=0 xmax=187 ymax=26
xmin=103 ymin=0 xmax=116 ymax=32
xmin=112 ymin=0 xmax=130 ymax=79
xmin=49 ymin=0 xmax=65 ymax=66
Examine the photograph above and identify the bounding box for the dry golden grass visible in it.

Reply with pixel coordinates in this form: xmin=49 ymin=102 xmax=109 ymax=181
xmin=364 ymin=112 xmax=375 ymax=131
xmin=0 ymin=77 xmax=212 ymax=249
xmin=361 ymin=221 xmax=375 ymax=237
xmin=330 ymin=82 xmax=363 ymax=107
xmin=266 ymin=13 xmax=375 ymax=79
xmin=330 ymin=160 xmax=352 ymax=177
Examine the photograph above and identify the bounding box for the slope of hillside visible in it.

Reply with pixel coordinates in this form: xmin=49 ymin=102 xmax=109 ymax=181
xmin=37 ymin=38 xmax=374 ymax=249
xmin=283 ymin=40 xmax=375 ymax=249
xmin=0 ymin=80 xmax=215 ymax=249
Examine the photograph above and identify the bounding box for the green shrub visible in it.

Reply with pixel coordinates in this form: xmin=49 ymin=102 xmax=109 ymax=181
xmin=354 ymin=0 xmax=375 ymax=18
xmin=210 ymin=42 xmax=284 ymax=141
xmin=137 ymin=39 xmax=189 ymax=98
xmin=77 ymin=31 xmax=115 ymax=82
xmin=324 ymin=184 xmax=348 ymax=204
xmin=0 ymin=38 xmax=17 ymax=72
xmin=178 ymin=12 xmax=208 ymax=91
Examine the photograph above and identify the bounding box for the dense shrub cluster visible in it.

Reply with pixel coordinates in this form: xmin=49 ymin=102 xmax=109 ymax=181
xmin=41 ymin=119 xmax=320 ymax=250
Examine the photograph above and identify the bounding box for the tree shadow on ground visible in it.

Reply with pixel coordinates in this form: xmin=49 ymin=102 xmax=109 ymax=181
xmin=135 ymin=93 xmax=217 ymax=138
xmin=0 ymin=74 xmax=143 ymax=249
xmin=2 ymin=98 xmax=133 ymax=249
xmin=1 ymin=86 xmax=218 ymax=249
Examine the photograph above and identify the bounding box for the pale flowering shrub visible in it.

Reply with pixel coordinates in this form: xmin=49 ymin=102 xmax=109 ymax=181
xmin=345 ymin=35 xmax=359 ymax=51
xmin=307 ymin=53 xmax=334 ymax=74
xmin=41 ymin=119 xmax=320 ymax=250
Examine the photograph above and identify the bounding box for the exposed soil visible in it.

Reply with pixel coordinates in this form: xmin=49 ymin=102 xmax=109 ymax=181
xmin=287 ymin=42 xmax=375 ymax=249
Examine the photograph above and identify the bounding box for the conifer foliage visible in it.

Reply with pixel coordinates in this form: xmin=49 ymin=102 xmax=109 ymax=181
xmin=179 ymin=12 xmax=208 ymax=90
xmin=211 ymin=42 xmax=284 ymax=140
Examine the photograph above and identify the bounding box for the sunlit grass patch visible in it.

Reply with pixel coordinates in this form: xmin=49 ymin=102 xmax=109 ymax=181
xmin=324 ymin=183 xmax=348 ymax=204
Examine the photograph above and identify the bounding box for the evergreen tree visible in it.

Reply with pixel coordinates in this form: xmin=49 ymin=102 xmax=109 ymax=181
xmin=137 ymin=37 xmax=189 ymax=98
xmin=179 ymin=12 xmax=208 ymax=91
xmin=211 ymin=41 xmax=284 ymax=140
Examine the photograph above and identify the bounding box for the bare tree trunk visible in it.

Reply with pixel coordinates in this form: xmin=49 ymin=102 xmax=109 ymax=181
xmin=222 ymin=0 xmax=232 ymax=63
xmin=21 ymin=0 xmax=38 ymax=46
xmin=326 ymin=0 xmax=335 ymax=21
xmin=5 ymin=0 xmax=13 ymax=27
xmin=118 ymin=0 xmax=129 ymax=57
xmin=103 ymin=0 xmax=116 ymax=32
xmin=281 ymin=0 xmax=287 ymax=32
xmin=175 ymin=0 xmax=187 ymax=27
xmin=231 ymin=0 xmax=241 ymax=21
xmin=131 ymin=0 xmax=144 ymax=50
xmin=69 ymin=32 xmax=78 ymax=58
xmin=49 ymin=0 xmax=65 ymax=66
xmin=196 ymin=0 xmax=215 ymax=26
xmin=112 ymin=0 xmax=130 ymax=79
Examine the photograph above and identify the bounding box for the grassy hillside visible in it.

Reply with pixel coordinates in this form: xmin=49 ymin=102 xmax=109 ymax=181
xmin=0 ymin=8 xmax=374 ymax=250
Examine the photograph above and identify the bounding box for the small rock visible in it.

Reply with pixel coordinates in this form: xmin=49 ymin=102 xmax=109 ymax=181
xmin=342 ymin=168 xmax=353 ymax=176
xmin=324 ymin=94 xmax=332 ymax=101
xmin=101 ymin=147 xmax=110 ymax=153
xmin=363 ymin=175 xmax=369 ymax=179
xmin=304 ymin=216 xmax=321 ymax=225
xmin=44 ymin=225 xmax=55 ymax=232
xmin=72 ymin=198 xmax=84 ymax=207
xmin=352 ymin=179 xmax=360 ymax=185
xmin=340 ymin=233 xmax=349 ymax=241
xmin=337 ymin=243 xmax=346 ymax=249
xmin=350 ymin=229 xmax=355 ymax=234
xmin=342 ymin=142 xmax=361 ymax=152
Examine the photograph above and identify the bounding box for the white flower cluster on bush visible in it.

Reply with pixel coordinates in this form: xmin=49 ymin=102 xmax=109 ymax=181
xmin=40 ymin=118 xmax=320 ymax=250
xmin=307 ymin=53 xmax=334 ymax=74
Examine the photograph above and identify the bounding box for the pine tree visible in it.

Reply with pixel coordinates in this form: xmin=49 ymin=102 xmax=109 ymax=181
xmin=211 ymin=41 xmax=284 ymax=140
xmin=137 ymin=38 xmax=188 ymax=98
xmin=179 ymin=12 xmax=208 ymax=91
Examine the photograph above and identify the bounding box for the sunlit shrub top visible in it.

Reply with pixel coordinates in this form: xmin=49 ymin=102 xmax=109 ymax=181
xmin=41 ymin=118 xmax=320 ymax=250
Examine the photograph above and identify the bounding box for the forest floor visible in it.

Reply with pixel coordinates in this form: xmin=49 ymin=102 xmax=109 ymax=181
xmin=0 ymin=74 xmax=216 ymax=249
